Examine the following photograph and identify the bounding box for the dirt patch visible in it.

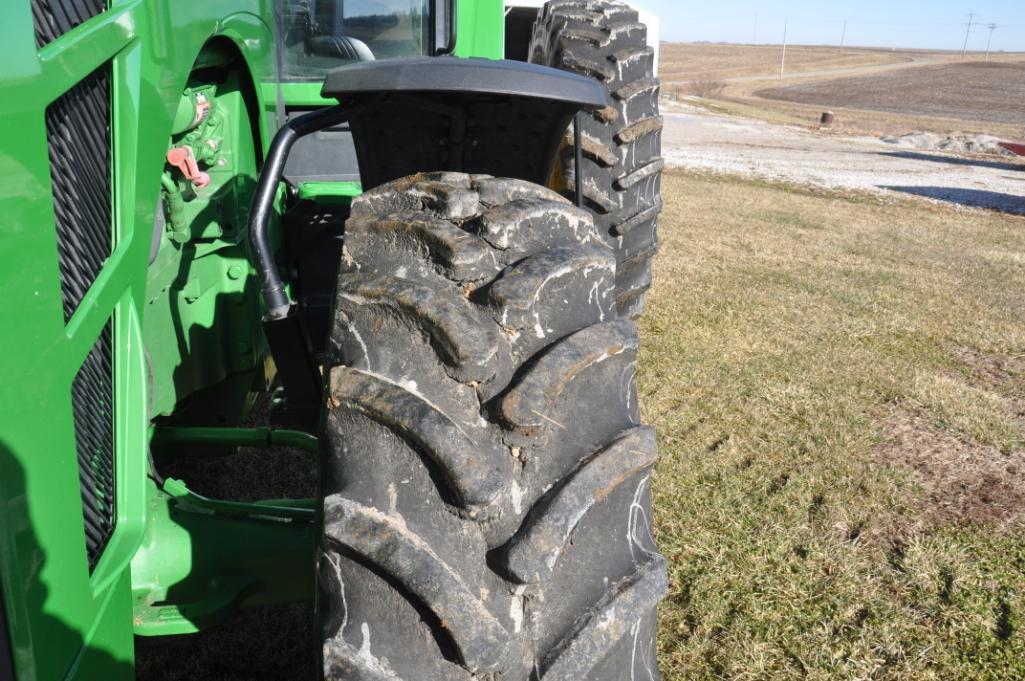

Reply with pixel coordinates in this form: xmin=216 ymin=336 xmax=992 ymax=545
xmin=136 ymin=603 xmax=316 ymax=681
xmin=875 ymin=411 xmax=1025 ymax=527
xmin=954 ymin=347 xmax=1025 ymax=398
xmin=874 ymin=348 xmax=1025 ymax=527
xmin=756 ymin=61 xmax=1025 ymax=126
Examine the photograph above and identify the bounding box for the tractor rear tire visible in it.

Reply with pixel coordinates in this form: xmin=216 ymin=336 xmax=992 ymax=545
xmin=529 ymin=0 xmax=663 ymax=320
xmin=318 ymin=172 xmax=666 ymax=680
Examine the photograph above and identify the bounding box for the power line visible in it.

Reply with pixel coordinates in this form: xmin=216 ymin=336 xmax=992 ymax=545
xmin=962 ymin=11 xmax=977 ymax=56
xmin=672 ymin=14 xmax=1025 ymax=30
xmin=985 ymin=23 xmax=998 ymax=60
xmin=846 ymin=19 xmax=964 ymax=27
xmin=780 ymin=20 xmax=788 ymax=80
xmin=668 ymin=12 xmax=1025 ymax=49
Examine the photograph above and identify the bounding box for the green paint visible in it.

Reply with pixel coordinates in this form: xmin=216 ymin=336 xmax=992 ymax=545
xmin=0 ymin=1 xmax=507 ymax=678
xmin=145 ymin=66 xmax=268 ymax=419
xmin=274 ymin=81 xmax=333 ymax=108
xmin=130 ymin=479 xmax=313 ymax=637
xmin=455 ymin=0 xmax=506 ymax=59
xmin=297 ymin=181 xmax=363 ymax=203
xmin=150 ymin=426 xmax=320 ymax=457
xmin=0 ymin=3 xmax=278 ymax=678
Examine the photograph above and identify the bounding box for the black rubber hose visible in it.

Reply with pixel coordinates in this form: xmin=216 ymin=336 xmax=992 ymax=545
xmin=248 ymin=104 xmax=352 ymax=320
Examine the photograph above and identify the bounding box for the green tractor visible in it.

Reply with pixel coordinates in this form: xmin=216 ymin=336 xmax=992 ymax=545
xmin=0 ymin=0 xmax=665 ymax=678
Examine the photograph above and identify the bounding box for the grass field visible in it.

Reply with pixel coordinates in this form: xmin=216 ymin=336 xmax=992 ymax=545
xmin=645 ymin=171 xmax=1025 ymax=679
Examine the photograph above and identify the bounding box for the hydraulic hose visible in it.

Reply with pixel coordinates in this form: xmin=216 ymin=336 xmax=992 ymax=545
xmin=248 ymin=104 xmax=353 ymax=320
xmin=160 ymin=173 xmax=189 ymax=243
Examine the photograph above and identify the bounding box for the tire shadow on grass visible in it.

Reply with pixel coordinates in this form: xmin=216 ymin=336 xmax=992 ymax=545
xmin=879 ymin=185 xmax=1025 ymax=215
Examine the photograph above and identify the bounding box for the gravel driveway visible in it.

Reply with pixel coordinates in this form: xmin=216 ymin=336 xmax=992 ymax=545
xmin=662 ymin=104 xmax=1025 ymax=214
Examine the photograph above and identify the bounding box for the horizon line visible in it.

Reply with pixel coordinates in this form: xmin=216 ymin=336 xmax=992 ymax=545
xmin=660 ymin=41 xmax=1025 ymax=54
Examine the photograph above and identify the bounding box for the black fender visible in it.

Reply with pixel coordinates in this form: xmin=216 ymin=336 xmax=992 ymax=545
xmin=247 ymin=57 xmax=603 ymax=421
xmin=321 ymin=56 xmax=605 ymax=189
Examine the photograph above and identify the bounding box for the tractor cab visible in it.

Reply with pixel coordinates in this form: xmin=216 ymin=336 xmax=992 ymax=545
xmin=276 ymin=0 xmax=453 ymax=77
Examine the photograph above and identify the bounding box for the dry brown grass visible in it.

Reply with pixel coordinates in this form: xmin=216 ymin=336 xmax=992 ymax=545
xmin=644 ymin=170 xmax=1025 ymax=679
xmin=660 ymin=44 xmax=913 ymax=82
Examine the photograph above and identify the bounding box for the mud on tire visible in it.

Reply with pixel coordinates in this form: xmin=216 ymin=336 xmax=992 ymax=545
xmin=529 ymin=0 xmax=664 ymax=320
xmin=318 ymin=172 xmax=666 ymax=680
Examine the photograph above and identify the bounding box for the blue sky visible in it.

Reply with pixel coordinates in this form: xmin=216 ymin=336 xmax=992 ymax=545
xmin=640 ymin=0 xmax=1025 ymax=51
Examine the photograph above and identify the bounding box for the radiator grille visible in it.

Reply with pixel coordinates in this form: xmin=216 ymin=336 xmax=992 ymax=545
xmin=46 ymin=62 xmax=116 ymax=569
xmin=32 ymin=0 xmax=106 ymax=48
xmin=71 ymin=322 xmax=116 ymax=569
xmin=44 ymin=63 xmax=112 ymax=323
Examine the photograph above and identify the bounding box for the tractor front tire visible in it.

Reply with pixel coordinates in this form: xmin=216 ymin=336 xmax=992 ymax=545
xmin=318 ymin=172 xmax=666 ymax=680
xmin=529 ymin=0 xmax=664 ymax=320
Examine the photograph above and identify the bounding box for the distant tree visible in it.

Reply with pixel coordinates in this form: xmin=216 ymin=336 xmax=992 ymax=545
xmin=689 ymin=75 xmax=727 ymax=98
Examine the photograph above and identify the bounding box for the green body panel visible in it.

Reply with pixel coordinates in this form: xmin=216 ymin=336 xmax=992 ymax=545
xmin=150 ymin=426 xmax=319 ymax=455
xmin=455 ymin=0 xmax=505 ymax=59
xmin=145 ymin=68 xmax=267 ymax=420
xmin=296 ymin=181 xmax=363 ymax=203
xmin=130 ymin=477 xmax=313 ymax=637
xmin=0 ymin=0 xmax=507 ymax=678
xmin=0 ymin=2 xmax=279 ymax=678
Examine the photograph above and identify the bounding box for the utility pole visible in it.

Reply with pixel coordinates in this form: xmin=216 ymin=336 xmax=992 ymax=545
xmin=985 ymin=23 xmax=998 ymax=60
xmin=840 ymin=20 xmax=848 ymax=49
xmin=780 ymin=20 xmax=788 ymax=80
xmin=962 ymin=12 xmax=976 ymax=57
xmin=754 ymin=13 xmax=759 ymax=45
